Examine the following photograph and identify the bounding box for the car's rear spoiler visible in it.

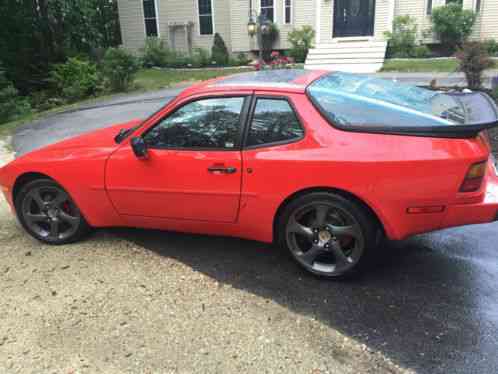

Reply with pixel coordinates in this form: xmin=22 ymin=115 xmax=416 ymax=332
xmin=337 ymin=92 xmax=498 ymax=139
xmin=387 ymin=92 xmax=498 ymax=139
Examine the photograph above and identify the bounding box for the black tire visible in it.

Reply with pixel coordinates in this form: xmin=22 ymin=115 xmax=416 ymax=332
xmin=15 ymin=178 xmax=91 ymax=245
xmin=277 ymin=192 xmax=380 ymax=278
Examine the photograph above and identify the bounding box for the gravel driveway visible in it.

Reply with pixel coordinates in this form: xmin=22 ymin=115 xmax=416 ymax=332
xmin=0 ymin=140 xmax=407 ymax=373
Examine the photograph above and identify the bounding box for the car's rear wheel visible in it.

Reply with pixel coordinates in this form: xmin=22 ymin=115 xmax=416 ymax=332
xmin=278 ymin=192 xmax=379 ymax=278
xmin=15 ymin=179 xmax=90 ymax=245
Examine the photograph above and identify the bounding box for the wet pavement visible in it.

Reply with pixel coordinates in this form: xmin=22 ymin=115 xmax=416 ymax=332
xmin=11 ymin=87 xmax=498 ymax=374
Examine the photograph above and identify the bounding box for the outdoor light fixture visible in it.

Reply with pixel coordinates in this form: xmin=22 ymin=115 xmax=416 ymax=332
xmin=247 ymin=18 xmax=257 ymax=36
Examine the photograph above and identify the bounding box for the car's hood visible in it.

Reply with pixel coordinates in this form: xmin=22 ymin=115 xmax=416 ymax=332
xmin=16 ymin=119 xmax=142 ymax=162
xmin=41 ymin=119 xmax=142 ymax=152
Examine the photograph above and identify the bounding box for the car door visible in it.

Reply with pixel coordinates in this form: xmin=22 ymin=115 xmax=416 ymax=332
xmin=105 ymin=95 xmax=250 ymax=223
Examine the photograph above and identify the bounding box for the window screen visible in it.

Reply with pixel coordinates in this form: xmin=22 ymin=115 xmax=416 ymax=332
xmin=247 ymin=98 xmax=304 ymax=146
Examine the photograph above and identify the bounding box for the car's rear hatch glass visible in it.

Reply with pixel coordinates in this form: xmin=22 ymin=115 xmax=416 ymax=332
xmin=307 ymin=72 xmax=498 ymax=138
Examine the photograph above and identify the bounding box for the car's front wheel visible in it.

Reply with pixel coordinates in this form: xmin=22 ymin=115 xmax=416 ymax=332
xmin=15 ymin=179 xmax=90 ymax=245
xmin=278 ymin=192 xmax=379 ymax=278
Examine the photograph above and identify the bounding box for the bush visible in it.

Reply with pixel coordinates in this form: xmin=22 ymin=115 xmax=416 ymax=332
xmin=141 ymin=37 xmax=170 ymax=67
xmin=288 ymin=25 xmax=315 ymax=63
xmin=101 ymin=47 xmax=140 ymax=92
xmin=50 ymin=58 xmax=99 ymax=102
xmin=384 ymin=16 xmax=417 ymax=58
xmin=431 ymin=4 xmax=476 ymax=51
xmin=236 ymin=52 xmax=251 ymax=65
xmin=211 ymin=33 xmax=229 ymax=66
xmin=483 ymin=39 xmax=498 ymax=57
xmin=29 ymin=90 xmax=64 ymax=112
xmin=0 ymin=64 xmax=31 ymax=124
xmin=412 ymin=45 xmax=431 ymax=58
xmin=455 ymin=42 xmax=494 ymax=89
xmin=191 ymin=48 xmax=211 ymax=68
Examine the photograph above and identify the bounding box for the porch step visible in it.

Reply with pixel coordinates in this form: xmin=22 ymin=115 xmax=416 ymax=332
xmin=304 ymin=40 xmax=388 ymax=73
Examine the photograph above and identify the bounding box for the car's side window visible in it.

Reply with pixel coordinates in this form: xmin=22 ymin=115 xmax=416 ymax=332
xmin=144 ymin=97 xmax=246 ymax=149
xmin=246 ymin=98 xmax=304 ymax=147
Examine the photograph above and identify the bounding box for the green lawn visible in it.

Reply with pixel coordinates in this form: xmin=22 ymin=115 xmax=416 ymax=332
xmin=134 ymin=67 xmax=253 ymax=91
xmin=381 ymin=58 xmax=461 ymax=73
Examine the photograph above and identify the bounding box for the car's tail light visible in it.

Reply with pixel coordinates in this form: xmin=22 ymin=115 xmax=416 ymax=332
xmin=459 ymin=161 xmax=487 ymax=192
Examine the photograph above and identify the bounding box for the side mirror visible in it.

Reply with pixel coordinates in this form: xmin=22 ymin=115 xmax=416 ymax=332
xmin=131 ymin=137 xmax=148 ymax=158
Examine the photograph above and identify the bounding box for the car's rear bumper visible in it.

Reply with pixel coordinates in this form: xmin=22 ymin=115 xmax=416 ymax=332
xmin=441 ymin=171 xmax=498 ymax=229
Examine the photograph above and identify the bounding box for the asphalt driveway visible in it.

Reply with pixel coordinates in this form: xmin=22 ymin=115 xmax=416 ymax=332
xmin=8 ymin=87 xmax=498 ymax=374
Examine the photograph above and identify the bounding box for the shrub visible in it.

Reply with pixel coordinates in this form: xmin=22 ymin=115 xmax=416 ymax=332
xmin=236 ymin=52 xmax=251 ymax=65
xmin=483 ymin=39 xmax=498 ymax=57
xmin=384 ymin=16 xmax=430 ymax=58
xmin=141 ymin=37 xmax=170 ymax=67
xmin=431 ymin=4 xmax=476 ymax=51
xmin=50 ymin=58 xmax=99 ymax=102
xmin=288 ymin=25 xmax=315 ymax=63
xmin=29 ymin=90 xmax=64 ymax=112
xmin=191 ymin=48 xmax=211 ymax=68
xmin=101 ymin=47 xmax=140 ymax=92
xmin=455 ymin=42 xmax=494 ymax=89
xmin=0 ymin=64 xmax=30 ymax=124
xmin=211 ymin=33 xmax=229 ymax=66
xmin=412 ymin=45 xmax=431 ymax=58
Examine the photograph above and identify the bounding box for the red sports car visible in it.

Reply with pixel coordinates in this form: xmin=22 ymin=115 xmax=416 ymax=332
xmin=1 ymin=70 xmax=498 ymax=278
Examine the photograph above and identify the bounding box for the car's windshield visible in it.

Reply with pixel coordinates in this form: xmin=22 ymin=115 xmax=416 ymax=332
xmin=307 ymin=72 xmax=466 ymax=129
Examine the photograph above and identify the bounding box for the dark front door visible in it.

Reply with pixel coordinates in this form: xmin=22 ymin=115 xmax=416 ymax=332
xmin=333 ymin=0 xmax=375 ymax=37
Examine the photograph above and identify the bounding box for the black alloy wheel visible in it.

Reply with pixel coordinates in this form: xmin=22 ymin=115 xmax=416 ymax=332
xmin=279 ymin=192 xmax=378 ymax=278
xmin=15 ymin=179 xmax=90 ymax=244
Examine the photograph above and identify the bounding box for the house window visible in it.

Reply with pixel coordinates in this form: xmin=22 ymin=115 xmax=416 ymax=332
xmin=198 ymin=0 xmax=214 ymax=35
xmin=284 ymin=0 xmax=291 ymax=24
xmin=475 ymin=0 xmax=481 ymax=12
xmin=427 ymin=0 xmax=432 ymax=15
xmin=446 ymin=0 xmax=463 ymax=6
xmin=261 ymin=0 xmax=274 ymax=22
xmin=143 ymin=0 xmax=158 ymax=37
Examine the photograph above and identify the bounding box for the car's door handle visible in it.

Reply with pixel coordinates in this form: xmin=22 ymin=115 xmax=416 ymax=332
xmin=207 ymin=166 xmax=237 ymax=174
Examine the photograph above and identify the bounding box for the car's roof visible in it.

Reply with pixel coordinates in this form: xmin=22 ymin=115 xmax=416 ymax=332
xmin=178 ymin=69 xmax=328 ymax=97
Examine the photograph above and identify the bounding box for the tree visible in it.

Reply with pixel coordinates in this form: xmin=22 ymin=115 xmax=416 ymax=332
xmin=431 ymin=4 xmax=476 ymax=52
xmin=0 ymin=0 xmax=121 ymax=94
xmin=211 ymin=33 xmax=229 ymax=66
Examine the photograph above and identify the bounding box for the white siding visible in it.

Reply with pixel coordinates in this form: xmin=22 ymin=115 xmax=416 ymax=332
xmin=394 ymin=0 xmax=431 ymax=41
xmin=374 ymin=0 xmax=394 ymax=38
xmin=478 ymin=0 xmax=498 ymax=40
xmin=117 ymin=0 xmax=147 ymax=51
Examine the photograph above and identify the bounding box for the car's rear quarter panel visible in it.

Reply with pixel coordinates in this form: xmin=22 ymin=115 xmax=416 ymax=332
xmin=240 ymin=93 xmax=490 ymax=242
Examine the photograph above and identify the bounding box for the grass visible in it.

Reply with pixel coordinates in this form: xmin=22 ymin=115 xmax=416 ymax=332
xmin=134 ymin=67 xmax=253 ymax=91
xmin=381 ymin=58 xmax=461 ymax=72
xmin=382 ymin=57 xmax=498 ymax=73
